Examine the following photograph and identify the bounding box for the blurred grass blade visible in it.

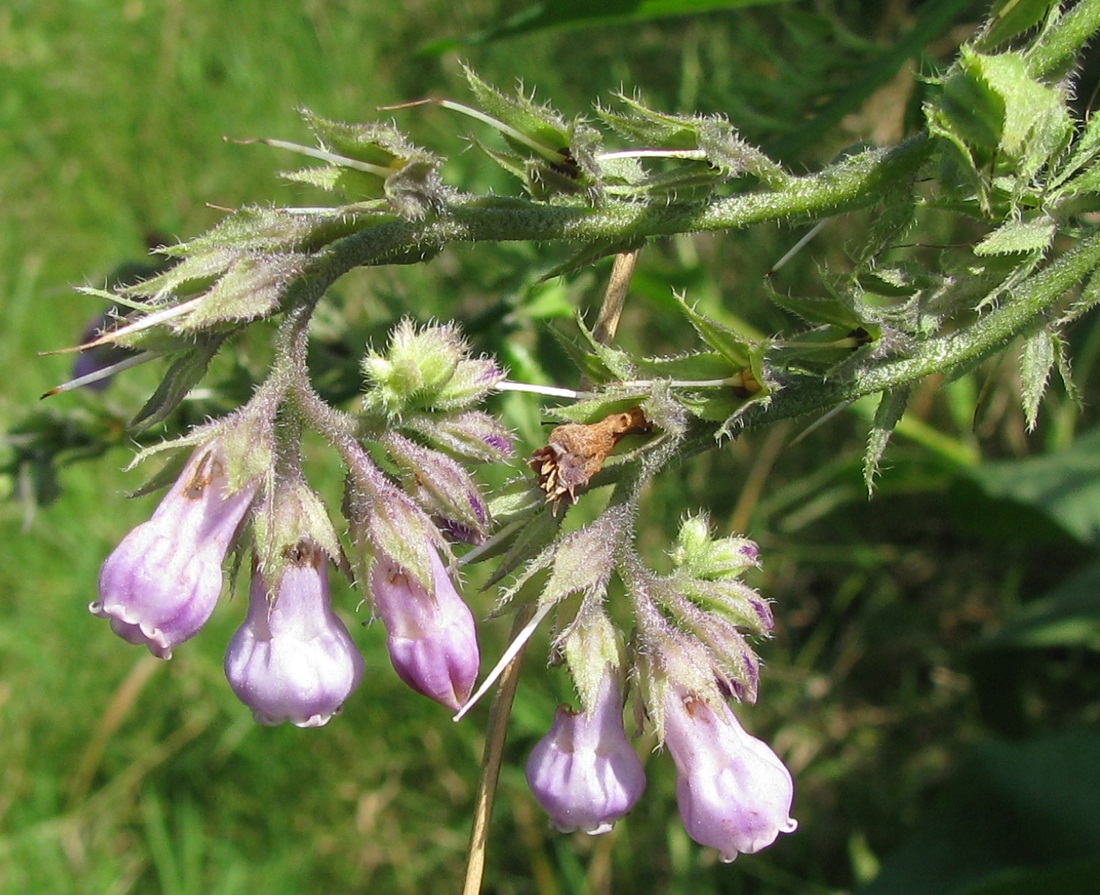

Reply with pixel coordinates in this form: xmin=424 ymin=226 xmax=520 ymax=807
xmin=419 ymin=0 xmax=795 ymax=53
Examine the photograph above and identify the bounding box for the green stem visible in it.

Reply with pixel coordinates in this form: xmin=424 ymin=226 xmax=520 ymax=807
xmin=588 ymin=229 xmax=1100 ymax=485
xmin=1026 ymin=0 xmax=1100 ymax=78
xmin=302 ymin=137 xmax=931 ymax=297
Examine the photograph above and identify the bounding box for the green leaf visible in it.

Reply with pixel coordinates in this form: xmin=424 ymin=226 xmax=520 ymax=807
xmin=977 ymin=561 xmax=1100 ymax=653
xmin=973 ymin=216 xmax=1057 ymax=256
xmin=859 ymin=732 xmax=1100 ymax=895
xmin=964 ymin=426 xmax=1100 ymax=546
xmin=978 ymin=0 xmax=1060 ymax=52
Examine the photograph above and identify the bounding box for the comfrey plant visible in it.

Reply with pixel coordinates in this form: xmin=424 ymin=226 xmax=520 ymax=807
xmin=39 ymin=2 xmax=1100 ymax=888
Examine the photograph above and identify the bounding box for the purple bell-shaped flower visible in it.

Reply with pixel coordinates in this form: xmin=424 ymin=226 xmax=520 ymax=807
xmin=371 ymin=547 xmax=479 ymax=711
xmin=525 ymin=672 xmax=646 ymax=835
xmin=225 ymin=543 xmax=364 ymax=727
xmin=90 ymin=444 xmax=257 ymax=658
xmin=663 ymin=687 xmax=797 ymax=862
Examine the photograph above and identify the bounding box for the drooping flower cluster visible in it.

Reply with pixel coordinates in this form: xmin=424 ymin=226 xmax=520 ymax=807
xmin=89 ymin=322 xmax=507 ymax=725
xmin=87 ymin=312 xmax=796 ymax=864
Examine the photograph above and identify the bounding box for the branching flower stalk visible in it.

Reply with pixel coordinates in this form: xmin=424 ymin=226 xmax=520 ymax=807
xmin=46 ymin=3 xmax=1100 ymax=888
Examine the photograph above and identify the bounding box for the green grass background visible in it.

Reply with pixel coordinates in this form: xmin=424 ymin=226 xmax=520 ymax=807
xmin=4 ymin=1 xmax=1100 ymax=894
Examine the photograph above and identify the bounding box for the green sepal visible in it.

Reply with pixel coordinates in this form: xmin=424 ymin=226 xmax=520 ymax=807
xmin=173 ymin=253 xmax=307 ymax=331
xmin=635 ymin=350 xmax=738 ymax=382
xmin=670 ymin=292 xmax=753 ymax=368
xmin=768 ymin=286 xmax=876 ymax=332
xmin=1020 ymin=326 xmax=1056 ymax=431
xmin=928 ymin=46 xmax=1073 ymax=194
xmin=548 ymin=390 xmax=652 ymax=425
xmin=462 ymin=66 xmax=575 ymax=163
xmin=537 ymin=238 xmax=644 ymax=282
xmin=482 ymin=505 xmax=560 ymax=591
xmin=168 ymin=205 xmax=378 ymax=255
xmin=500 ymin=508 xmax=624 ymax=610
xmin=119 ymin=247 xmax=234 ymax=303
xmin=549 ymin=315 xmax=637 ymax=385
xmin=1049 ymin=111 xmax=1100 ymax=194
xmin=252 ymin=481 xmax=344 ymax=586
xmin=461 ymin=67 xmax=603 ymax=198
xmin=597 ymin=93 xmax=788 ymax=186
xmin=864 ymin=386 xmax=912 ymax=493
xmin=301 ymin=109 xmax=437 ymax=170
xmin=129 ymin=336 xmax=227 ymax=433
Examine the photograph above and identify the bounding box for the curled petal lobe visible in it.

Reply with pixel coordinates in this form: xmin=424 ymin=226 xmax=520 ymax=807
xmin=225 ymin=544 xmax=364 ymax=727
xmin=663 ymin=688 xmax=797 ymax=862
xmin=90 ymin=444 xmax=257 ymax=658
xmin=371 ymin=547 xmax=479 ymax=710
xmin=526 ymin=673 xmax=646 ymax=835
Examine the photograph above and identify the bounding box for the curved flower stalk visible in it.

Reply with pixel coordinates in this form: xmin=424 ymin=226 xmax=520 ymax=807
xmin=90 ymin=441 xmax=258 ymax=659
xmin=662 ymin=687 xmax=797 ymax=862
xmin=225 ymin=542 xmax=364 ymax=727
xmin=525 ymin=671 xmax=645 ymax=835
xmin=370 ymin=546 xmax=480 ymax=711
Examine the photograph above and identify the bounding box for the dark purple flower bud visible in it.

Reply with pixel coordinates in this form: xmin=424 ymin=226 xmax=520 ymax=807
xmin=407 ymin=410 xmax=514 ymax=463
xmin=225 ymin=544 xmax=364 ymax=727
xmin=381 ymin=432 xmax=490 ymax=543
xmin=663 ymin=688 xmax=797 ymax=862
xmin=90 ymin=444 xmax=257 ymax=659
xmin=371 ymin=547 xmax=479 ymax=710
xmin=525 ymin=673 xmax=646 ymax=835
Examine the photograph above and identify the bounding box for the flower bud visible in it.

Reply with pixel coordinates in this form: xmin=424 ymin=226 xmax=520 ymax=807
xmin=225 ymin=543 xmax=364 ymax=728
xmin=525 ymin=673 xmax=646 ymax=835
xmin=90 ymin=443 xmax=257 ymax=658
xmin=370 ymin=547 xmax=479 ymax=710
xmin=662 ymin=688 xmax=797 ymax=862
xmin=381 ymin=432 xmax=490 ymax=543
xmin=670 ymin=514 xmax=759 ymax=580
xmin=361 ymin=320 xmax=503 ymax=419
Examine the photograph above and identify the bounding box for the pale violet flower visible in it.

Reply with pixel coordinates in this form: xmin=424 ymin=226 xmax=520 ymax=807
xmin=225 ymin=543 xmax=364 ymax=727
xmin=663 ymin=687 xmax=797 ymax=862
xmin=371 ymin=547 xmax=479 ymax=711
xmin=526 ymin=672 xmax=646 ymax=835
xmin=90 ymin=443 xmax=257 ymax=659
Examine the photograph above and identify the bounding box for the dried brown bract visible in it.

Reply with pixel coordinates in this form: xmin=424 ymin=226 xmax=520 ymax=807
xmin=529 ymin=406 xmax=651 ymax=510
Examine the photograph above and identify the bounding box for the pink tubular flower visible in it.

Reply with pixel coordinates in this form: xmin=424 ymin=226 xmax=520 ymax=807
xmin=90 ymin=444 xmax=257 ymax=659
xmin=225 ymin=544 xmax=364 ymax=728
xmin=370 ymin=548 xmax=479 ymax=711
xmin=663 ymin=688 xmax=797 ymax=862
xmin=525 ymin=673 xmax=646 ymax=835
